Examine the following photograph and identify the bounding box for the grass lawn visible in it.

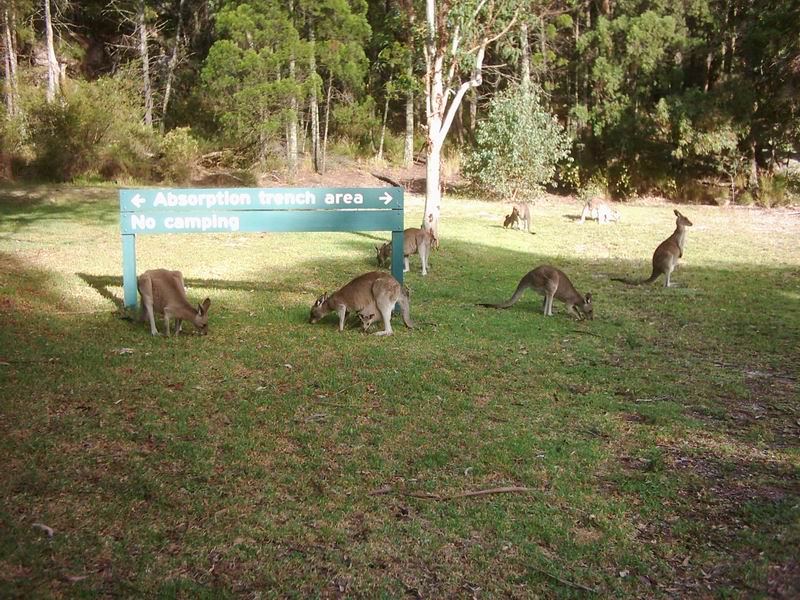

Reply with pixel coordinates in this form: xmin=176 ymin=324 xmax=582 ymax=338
xmin=1 ymin=185 xmax=798 ymax=598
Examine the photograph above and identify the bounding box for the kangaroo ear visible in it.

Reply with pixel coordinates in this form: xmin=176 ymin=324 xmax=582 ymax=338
xmin=585 ymin=293 xmax=592 ymax=303
xmin=674 ymin=209 xmax=682 ymax=217
xmin=198 ymin=298 xmax=211 ymax=314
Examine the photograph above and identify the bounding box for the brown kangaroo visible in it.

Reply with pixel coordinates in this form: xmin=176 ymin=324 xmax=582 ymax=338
xmin=137 ymin=269 xmax=211 ymax=336
xmin=478 ymin=265 xmax=593 ymax=320
xmin=375 ymin=227 xmax=436 ymax=275
xmin=611 ymin=210 xmax=693 ymax=287
xmin=511 ymin=202 xmax=532 ymax=232
xmin=310 ymin=271 xmax=413 ymax=336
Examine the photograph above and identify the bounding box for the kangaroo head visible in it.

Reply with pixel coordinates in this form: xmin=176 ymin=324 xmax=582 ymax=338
xmin=193 ymin=298 xmax=211 ymax=335
xmin=309 ymin=292 xmax=329 ymax=323
xmin=358 ymin=312 xmax=376 ymax=331
xmin=674 ymin=210 xmax=693 ymax=227
xmin=579 ymin=292 xmax=594 ymax=320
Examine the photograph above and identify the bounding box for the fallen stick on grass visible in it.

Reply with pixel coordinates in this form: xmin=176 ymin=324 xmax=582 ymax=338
xmin=368 ymin=486 xmax=533 ymax=500
xmin=571 ymin=330 xmax=602 ymax=338
xmin=528 ymin=565 xmax=598 ymax=594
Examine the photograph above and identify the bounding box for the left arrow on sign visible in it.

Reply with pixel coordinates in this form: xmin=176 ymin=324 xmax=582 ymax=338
xmin=131 ymin=194 xmax=146 ymax=209
xmin=380 ymin=192 xmax=393 ymax=205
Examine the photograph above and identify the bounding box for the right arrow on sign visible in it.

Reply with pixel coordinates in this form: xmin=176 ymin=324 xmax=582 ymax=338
xmin=380 ymin=192 xmax=393 ymax=205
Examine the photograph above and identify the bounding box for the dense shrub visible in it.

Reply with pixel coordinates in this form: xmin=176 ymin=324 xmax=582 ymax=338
xmin=462 ymin=85 xmax=571 ymax=200
xmin=25 ymin=76 xmax=152 ymax=182
xmin=159 ymin=127 xmax=200 ymax=183
xmin=0 ymin=112 xmax=27 ymax=181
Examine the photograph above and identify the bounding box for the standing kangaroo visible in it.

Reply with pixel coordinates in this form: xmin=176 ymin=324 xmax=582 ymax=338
xmin=137 ymin=269 xmax=211 ymax=336
xmin=375 ymin=227 xmax=437 ymax=275
xmin=511 ymin=202 xmax=532 ymax=232
xmin=611 ymin=210 xmax=693 ymax=287
xmin=310 ymin=271 xmax=413 ymax=336
xmin=478 ymin=265 xmax=593 ymax=320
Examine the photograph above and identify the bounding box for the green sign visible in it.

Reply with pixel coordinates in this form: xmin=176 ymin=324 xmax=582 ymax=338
xmin=120 ymin=187 xmax=405 ymax=308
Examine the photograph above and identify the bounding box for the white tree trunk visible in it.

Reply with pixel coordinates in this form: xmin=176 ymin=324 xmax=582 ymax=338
xmin=520 ymin=20 xmax=530 ymax=90
xmin=44 ymin=0 xmax=60 ymax=103
xmin=321 ymin=74 xmax=333 ymax=175
xmin=138 ymin=0 xmax=153 ymax=127
xmin=423 ymin=25 xmax=491 ymax=236
xmin=287 ymin=54 xmax=298 ymax=178
xmin=3 ymin=4 xmax=19 ymax=117
xmin=377 ymin=89 xmax=390 ymax=161
xmin=286 ymin=0 xmax=298 ymax=178
xmin=309 ymin=29 xmax=320 ymax=173
xmin=161 ymin=0 xmax=185 ymax=133
xmin=403 ymin=86 xmax=414 ymax=167
xmin=421 ymin=0 xmax=512 ymax=236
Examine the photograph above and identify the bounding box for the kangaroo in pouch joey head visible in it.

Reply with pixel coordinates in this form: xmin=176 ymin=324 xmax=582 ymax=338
xmin=310 ymin=271 xmax=413 ymax=336
xmin=138 ymin=269 xmax=211 ymax=336
xmin=375 ymin=227 xmax=437 ymax=275
xmin=611 ymin=209 xmax=693 ymax=287
xmin=503 ymin=207 xmax=520 ymax=229
xmin=478 ymin=265 xmax=593 ymax=320
xmin=579 ymin=197 xmax=620 ymax=224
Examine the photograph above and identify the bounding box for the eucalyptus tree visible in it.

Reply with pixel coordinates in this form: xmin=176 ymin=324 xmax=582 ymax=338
xmin=44 ymin=0 xmax=60 ymax=102
xmin=2 ymin=1 xmax=21 ymax=117
xmin=415 ymin=0 xmax=518 ymax=237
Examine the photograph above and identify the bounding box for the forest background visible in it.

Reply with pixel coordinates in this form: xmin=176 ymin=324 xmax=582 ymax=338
xmin=1 ymin=0 xmax=798 ymax=208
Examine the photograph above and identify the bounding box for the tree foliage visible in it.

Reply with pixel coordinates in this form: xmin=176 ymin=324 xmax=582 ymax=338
xmin=463 ymin=85 xmax=570 ymax=199
xmin=0 ymin=0 xmax=796 ymax=205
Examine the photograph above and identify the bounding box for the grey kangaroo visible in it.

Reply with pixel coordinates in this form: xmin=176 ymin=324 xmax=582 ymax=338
xmin=478 ymin=265 xmax=593 ymax=320
xmin=137 ymin=269 xmax=211 ymax=336
xmin=611 ymin=209 xmax=693 ymax=287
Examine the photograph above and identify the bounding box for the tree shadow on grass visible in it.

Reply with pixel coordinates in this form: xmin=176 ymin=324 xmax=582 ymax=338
xmin=0 ymin=185 xmax=118 ymax=232
xmin=76 ymin=272 xmax=309 ymax=312
xmin=4 ymin=240 xmax=800 ymax=598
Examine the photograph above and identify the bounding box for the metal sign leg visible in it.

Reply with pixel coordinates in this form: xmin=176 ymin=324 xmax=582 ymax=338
xmin=391 ymin=229 xmax=404 ymax=313
xmin=122 ymin=234 xmax=138 ymax=309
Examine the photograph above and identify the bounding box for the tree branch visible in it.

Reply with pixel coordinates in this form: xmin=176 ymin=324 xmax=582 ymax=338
xmin=436 ymin=42 xmax=487 ymax=145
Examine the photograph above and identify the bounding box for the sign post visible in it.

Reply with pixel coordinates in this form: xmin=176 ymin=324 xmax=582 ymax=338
xmin=120 ymin=187 xmax=404 ymax=309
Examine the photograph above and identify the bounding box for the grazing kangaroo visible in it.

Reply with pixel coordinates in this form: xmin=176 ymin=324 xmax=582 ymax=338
xmin=579 ymin=197 xmax=620 ymax=224
xmin=310 ymin=271 xmax=413 ymax=336
xmin=511 ymin=202 xmax=532 ymax=232
xmin=503 ymin=207 xmax=520 ymax=229
xmin=478 ymin=265 xmax=593 ymax=320
xmin=137 ymin=269 xmax=211 ymax=336
xmin=611 ymin=209 xmax=693 ymax=287
xmin=375 ymin=227 xmax=436 ymax=275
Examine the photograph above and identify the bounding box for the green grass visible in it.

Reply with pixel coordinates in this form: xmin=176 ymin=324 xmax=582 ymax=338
xmin=1 ymin=186 xmax=798 ymax=598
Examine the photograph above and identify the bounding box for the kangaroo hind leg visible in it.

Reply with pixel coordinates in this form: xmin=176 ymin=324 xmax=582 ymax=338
xmin=138 ymin=275 xmax=159 ymax=335
xmin=372 ymin=279 xmax=399 ymax=336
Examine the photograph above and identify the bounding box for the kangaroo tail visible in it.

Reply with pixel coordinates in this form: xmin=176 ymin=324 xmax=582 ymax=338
xmin=611 ymin=270 xmax=660 ymax=285
xmin=477 ymin=277 xmax=530 ymax=309
xmin=399 ymin=288 xmax=414 ymax=328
